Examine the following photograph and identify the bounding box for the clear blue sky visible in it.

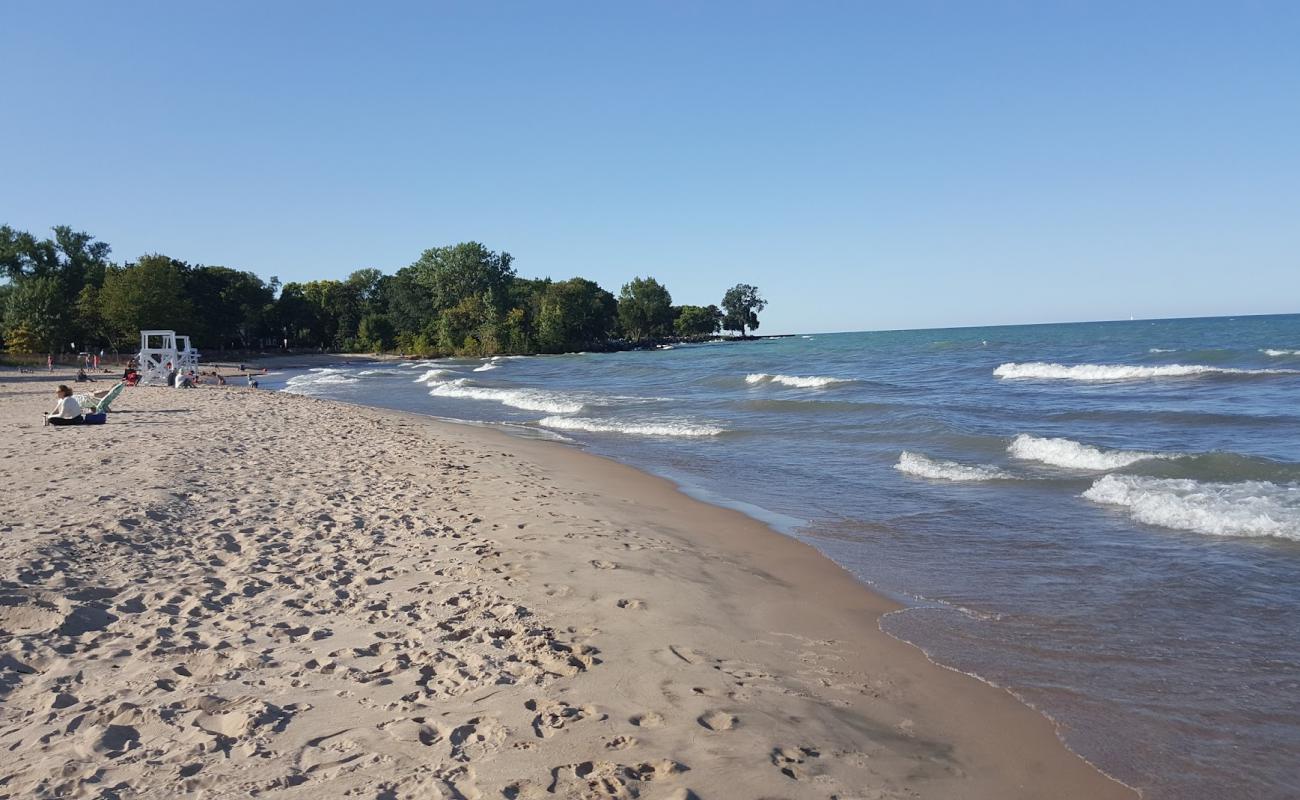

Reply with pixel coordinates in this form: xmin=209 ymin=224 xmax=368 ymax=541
xmin=3 ymin=2 xmax=1297 ymax=334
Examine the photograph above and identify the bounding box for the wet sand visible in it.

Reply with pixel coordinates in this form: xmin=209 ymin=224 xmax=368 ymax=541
xmin=0 ymin=375 xmax=1135 ymax=799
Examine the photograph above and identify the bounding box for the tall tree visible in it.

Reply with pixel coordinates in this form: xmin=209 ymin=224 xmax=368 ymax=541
xmin=537 ymin=278 xmax=618 ymax=353
xmin=409 ymin=242 xmax=515 ymax=314
xmin=617 ymin=276 xmax=673 ymax=340
xmin=2 ymin=276 xmax=66 ymax=353
xmin=383 ymin=267 xmax=436 ymax=339
xmin=185 ymin=266 xmax=275 ymax=349
xmin=0 ymin=224 xmax=113 ymax=349
xmin=721 ymin=283 xmax=766 ymax=337
xmin=674 ymin=304 xmax=723 ymax=337
xmin=99 ymin=255 xmax=194 ymax=346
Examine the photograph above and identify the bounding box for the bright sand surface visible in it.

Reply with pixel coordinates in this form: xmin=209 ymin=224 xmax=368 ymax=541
xmin=0 ymin=375 xmax=1135 ymax=799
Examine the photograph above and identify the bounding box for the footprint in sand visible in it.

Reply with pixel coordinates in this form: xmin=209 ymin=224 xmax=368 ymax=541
xmin=697 ymin=710 xmax=737 ymax=731
xmin=615 ymin=599 xmax=645 ymax=610
xmin=589 ymin=560 xmax=617 ymax=570
xmin=771 ymin=745 xmax=823 ymax=781
xmin=629 ymin=711 xmax=664 ymax=728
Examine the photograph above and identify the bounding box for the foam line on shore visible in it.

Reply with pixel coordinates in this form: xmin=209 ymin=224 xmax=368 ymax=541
xmin=994 ymin=362 xmax=1300 ymax=381
xmin=745 ymin=372 xmax=853 ymax=388
xmin=1009 ymin=434 xmax=1169 ymax=470
xmin=895 ymin=451 xmax=1009 ymax=482
xmin=537 ymin=415 xmax=724 ymax=437
xmin=1082 ymin=475 xmax=1300 ymax=540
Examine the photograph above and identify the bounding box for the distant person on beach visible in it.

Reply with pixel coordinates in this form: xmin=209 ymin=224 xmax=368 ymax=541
xmin=44 ymin=386 xmax=84 ymax=426
xmin=46 ymin=354 xmax=53 ymax=372
xmin=76 ymin=368 xmax=93 ymax=382
xmin=217 ymin=373 xmax=226 ymax=386
xmin=246 ymin=374 xmax=259 ymax=389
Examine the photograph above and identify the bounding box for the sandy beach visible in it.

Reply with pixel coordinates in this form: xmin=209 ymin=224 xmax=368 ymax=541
xmin=0 ymin=373 xmax=1135 ymax=799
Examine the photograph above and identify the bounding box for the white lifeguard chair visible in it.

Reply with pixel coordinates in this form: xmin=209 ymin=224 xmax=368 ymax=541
xmin=137 ymin=330 xmax=179 ymax=385
xmin=176 ymin=335 xmax=200 ymax=376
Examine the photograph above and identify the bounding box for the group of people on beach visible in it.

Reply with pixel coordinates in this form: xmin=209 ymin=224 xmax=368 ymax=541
xmin=42 ymin=362 xmax=269 ymax=428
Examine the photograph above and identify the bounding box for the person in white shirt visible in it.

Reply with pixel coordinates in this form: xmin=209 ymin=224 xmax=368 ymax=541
xmin=44 ymin=385 xmax=84 ymax=427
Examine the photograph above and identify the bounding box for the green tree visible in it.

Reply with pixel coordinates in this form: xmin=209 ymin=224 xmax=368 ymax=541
xmin=300 ymin=280 xmax=347 ymax=348
xmin=357 ymin=313 xmax=395 ymax=351
xmin=674 ymin=304 xmax=723 ymax=337
xmin=721 ymin=283 xmax=766 ymax=337
xmin=0 ymin=224 xmax=113 ymax=348
xmin=185 ymin=266 xmax=275 ymax=349
xmin=437 ymin=294 xmax=499 ymax=355
xmin=409 ymin=242 xmax=515 ymax=314
xmin=2 ymin=275 xmax=66 ymax=352
xmin=537 ymin=278 xmax=618 ymax=353
xmin=617 ymin=276 xmax=673 ymax=341
xmin=99 ymin=255 xmax=194 ymax=346
xmin=75 ymin=284 xmax=110 ymax=351
xmin=3 ymin=321 xmax=42 ymax=354
xmin=383 ymin=267 xmax=436 ymax=338
xmin=273 ymin=282 xmax=314 ymax=346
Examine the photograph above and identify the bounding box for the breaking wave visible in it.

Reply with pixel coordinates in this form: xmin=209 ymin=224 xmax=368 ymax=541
xmin=414 ymin=368 xmax=454 ymax=384
xmin=1262 ymin=349 xmax=1300 ymax=357
xmin=994 ymin=362 xmax=1299 ymax=381
xmin=537 ymin=416 xmax=724 ymax=437
xmin=745 ymin=373 xmax=853 ymax=389
xmin=427 ymin=378 xmax=584 ymax=414
xmin=1083 ymin=475 xmax=1300 ymax=541
xmin=284 ymin=368 xmax=360 ymax=394
xmin=894 ymin=451 xmax=1008 ymax=482
xmin=1008 ymin=434 xmax=1169 ymax=470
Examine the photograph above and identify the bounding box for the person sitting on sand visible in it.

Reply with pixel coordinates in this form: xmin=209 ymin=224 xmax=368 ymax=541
xmin=76 ymin=368 xmax=94 ymax=382
xmin=44 ymin=385 xmax=84 ymax=427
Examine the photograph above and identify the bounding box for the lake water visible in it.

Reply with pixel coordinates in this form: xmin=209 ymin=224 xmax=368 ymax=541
xmin=271 ymin=314 xmax=1300 ymax=799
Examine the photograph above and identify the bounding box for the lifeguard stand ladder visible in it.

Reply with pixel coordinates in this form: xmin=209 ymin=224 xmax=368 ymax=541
xmin=176 ymin=335 xmax=200 ymax=375
xmin=137 ymin=330 xmax=179 ymax=385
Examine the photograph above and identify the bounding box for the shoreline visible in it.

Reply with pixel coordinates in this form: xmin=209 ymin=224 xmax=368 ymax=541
xmin=0 ymin=377 xmax=1136 ymax=798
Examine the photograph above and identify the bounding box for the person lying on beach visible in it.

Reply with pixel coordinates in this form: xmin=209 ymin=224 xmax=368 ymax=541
xmin=44 ymin=386 xmax=84 ymax=427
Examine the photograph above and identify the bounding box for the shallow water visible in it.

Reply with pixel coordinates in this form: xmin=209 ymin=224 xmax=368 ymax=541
xmin=272 ymin=314 xmax=1300 ymax=799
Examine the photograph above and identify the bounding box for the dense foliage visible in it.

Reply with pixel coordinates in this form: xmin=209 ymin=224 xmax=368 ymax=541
xmin=722 ymin=283 xmax=767 ymax=337
xmin=1 ymin=224 xmax=767 ymax=357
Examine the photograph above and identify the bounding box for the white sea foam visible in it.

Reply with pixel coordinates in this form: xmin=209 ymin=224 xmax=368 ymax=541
xmin=284 ymin=368 xmax=359 ymax=394
xmin=1261 ymin=348 xmax=1300 ymax=357
xmin=894 ymin=452 xmax=1008 ymax=482
xmin=428 ymin=379 xmax=583 ymax=414
xmin=473 ymin=361 xmax=501 ymax=372
xmin=356 ymin=368 xmax=403 ymax=376
xmin=1148 ymin=348 xmax=1177 ymax=353
xmin=537 ymin=416 xmax=724 ymax=437
xmin=1083 ymin=475 xmax=1300 ymax=540
xmin=414 ymin=368 xmax=453 ymax=384
xmin=993 ymin=362 xmax=1299 ymax=381
xmin=745 ymin=373 xmax=852 ymax=389
xmin=1008 ymin=434 xmax=1167 ymax=470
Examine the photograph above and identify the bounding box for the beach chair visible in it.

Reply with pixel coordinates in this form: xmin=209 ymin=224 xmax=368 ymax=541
xmin=80 ymin=381 xmax=126 ymax=413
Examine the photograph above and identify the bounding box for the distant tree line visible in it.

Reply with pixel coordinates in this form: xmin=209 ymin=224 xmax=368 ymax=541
xmin=1 ymin=225 xmax=767 ymax=358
